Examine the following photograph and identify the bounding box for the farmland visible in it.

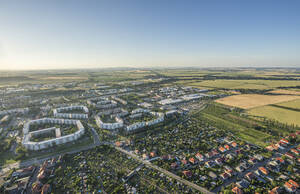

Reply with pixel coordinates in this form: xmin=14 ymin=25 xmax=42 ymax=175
xmin=247 ymin=98 xmax=300 ymax=126
xmin=268 ymin=89 xmax=300 ymax=95
xmin=248 ymin=105 xmax=300 ymax=127
xmin=187 ymin=80 xmax=300 ymax=90
xmin=215 ymin=94 xmax=300 ymax=109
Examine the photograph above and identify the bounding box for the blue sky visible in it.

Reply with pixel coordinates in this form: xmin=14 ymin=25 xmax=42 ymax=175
xmin=0 ymin=0 xmax=300 ymax=69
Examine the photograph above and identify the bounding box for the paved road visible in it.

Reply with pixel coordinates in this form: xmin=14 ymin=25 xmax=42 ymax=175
xmin=115 ymin=146 xmax=213 ymax=194
xmin=88 ymin=124 xmax=101 ymax=145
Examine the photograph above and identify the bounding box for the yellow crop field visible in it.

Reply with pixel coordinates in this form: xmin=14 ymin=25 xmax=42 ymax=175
xmin=215 ymin=94 xmax=300 ymax=109
xmin=268 ymin=89 xmax=300 ymax=95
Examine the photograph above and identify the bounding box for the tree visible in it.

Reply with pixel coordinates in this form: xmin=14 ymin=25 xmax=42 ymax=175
xmin=287 ymin=165 xmax=294 ymax=173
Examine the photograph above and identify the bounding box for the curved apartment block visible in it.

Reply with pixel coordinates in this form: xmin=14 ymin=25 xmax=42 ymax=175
xmin=22 ymin=118 xmax=85 ymax=151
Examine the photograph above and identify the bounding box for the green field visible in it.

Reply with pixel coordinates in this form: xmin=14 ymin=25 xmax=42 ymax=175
xmin=187 ymin=80 xmax=300 ymax=89
xmin=199 ymin=112 xmax=271 ymax=147
xmin=248 ymin=105 xmax=300 ymax=126
xmin=275 ymin=98 xmax=300 ymax=109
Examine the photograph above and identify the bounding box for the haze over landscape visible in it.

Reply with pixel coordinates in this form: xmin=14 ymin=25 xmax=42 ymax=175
xmin=1 ymin=0 xmax=300 ymax=70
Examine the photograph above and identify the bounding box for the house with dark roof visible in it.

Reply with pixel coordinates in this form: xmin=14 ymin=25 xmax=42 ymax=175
xmin=236 ymin=179 xmax=250 ymax=189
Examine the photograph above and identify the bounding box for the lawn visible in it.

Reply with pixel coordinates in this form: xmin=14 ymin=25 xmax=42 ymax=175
xmin=215 ymin=94 xmax=300 ymax=109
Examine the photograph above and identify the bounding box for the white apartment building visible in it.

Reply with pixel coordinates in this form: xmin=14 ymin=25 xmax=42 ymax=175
xmin=53 ymin=105 xmax=89 ymax=119
xmin=87 ymin=97 xmax=118 ymax=109
xmin=125 ymin=111 xmax=164 ymax=132
xmin=0 ymin=108 xmax=29 ymax=116
xmin=22 ymin=118 xmax=85 ymax=151
xmin=95 ymin=115 xmax=124 ymax=130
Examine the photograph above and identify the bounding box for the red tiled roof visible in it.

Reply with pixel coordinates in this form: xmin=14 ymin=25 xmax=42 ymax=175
xmin=231 ymin=142 xmax=238 ymax=147
xmin=183 ymin=170 xmax=192 ymax=177
xmin=189 ymin=157 xmax=196 ymax=164
xmin=224 ymin=144 xmax=230 ymax=150
xmin=289 ymin=179 xmax=299 ymax=188
xmin=232 ymin=186 xmax=243 ymax=194
xmin=259 ymin=167 xmax=268 ymax=175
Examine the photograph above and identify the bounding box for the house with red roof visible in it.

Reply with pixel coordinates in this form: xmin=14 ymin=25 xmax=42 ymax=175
xmin=150 ymin=152 xmax=156 ymax=157
xmin=183 ymin=170 xmax=192 ymax=178
xmin=259 ymin=167 xmax=269 ymax=175
xmin=275 ymin=157 xmax=284 ymax=164
xmin=285 ymin=153 xmax=295 ymax=160
xmin=284 ymin=182 xmax=297 ymax=193
xmin=280 ymin=139 xmax=289 ymax=144
xmin=232 ymin=186 xmax=243 ymax=194
xmin=181 ymin=159 xmax=188 ymax=166
xmin=291 ymin=148 xmax=299 ymax=155
xmin=231 ymin=142 xmax=238 ymax=148
xmin=219 ymin=146 xmax=226 ymax=153
xmin=288 ymin=179 xmax=299 ymax=188
xmin=224 ymin=144 xmax=230 ymax=150
xmin=195 ymin=153 xmax=204 ymax=161
xmin=220 ymin=172 xmax=230 ymax=180
xmin=189 ymin=157 xmax=196 ymax=165
xmin=269 ymin=186 xmax=281 ymax=194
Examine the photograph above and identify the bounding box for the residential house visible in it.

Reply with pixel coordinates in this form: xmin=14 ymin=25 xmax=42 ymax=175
xmin=245 ymin=172 xmax=255 ymax=181
xmin=219 ymin=146 xmax=226 ymax=153
xmin=285 ymin=153 xmax=295 ymax=160
xmin=195 ymin=153 xmax=204 ymax=161
xmin=291 ymin=148 xmax=299 ymax=156
xmin=269 ymin=186 xmax=281 ymax=194
xmin=220 ymin=172 xmax=230 ymax=180
xmin=183 ymin=170 xmax=192 ymax=178
xmin=259 ymin=167 xmax=269 ymax=176
xmin=215 ymin=157 xmax=223 ymax=166
xmin=205 ymin=161 xmax=215 ymax=168
xmin=232 ymin=186 xmax=243 ymax=194
xmin=236 ymin=179 xmax=250 ymax=189
xmin=189 ymin=157 xmax=196 ymax=165
xmin=231 ymin=142 xmax=238 ymax=148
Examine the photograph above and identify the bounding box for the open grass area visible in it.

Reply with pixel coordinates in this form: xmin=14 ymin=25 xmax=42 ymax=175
xmin=248 ymin=105 xmax=300 ymax=127
xmin=215 ymin=94 xmax=300 ymax=109
xmin=199 ymin=112 xmax=271 ymax=147
xmin=0 ymin=152 xmax=17 ymax=166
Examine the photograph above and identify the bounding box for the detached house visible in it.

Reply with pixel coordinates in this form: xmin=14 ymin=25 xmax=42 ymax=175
xmin=195 ymin=153 xmax=204 ymax=161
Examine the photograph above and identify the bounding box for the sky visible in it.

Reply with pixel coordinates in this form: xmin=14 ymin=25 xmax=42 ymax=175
xmin=0 ymin=0 xmax=300 ymax=70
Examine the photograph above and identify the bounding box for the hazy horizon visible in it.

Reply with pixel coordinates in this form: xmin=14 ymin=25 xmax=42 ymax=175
xmin=1 ymin=0 xmax=300 ymax=70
